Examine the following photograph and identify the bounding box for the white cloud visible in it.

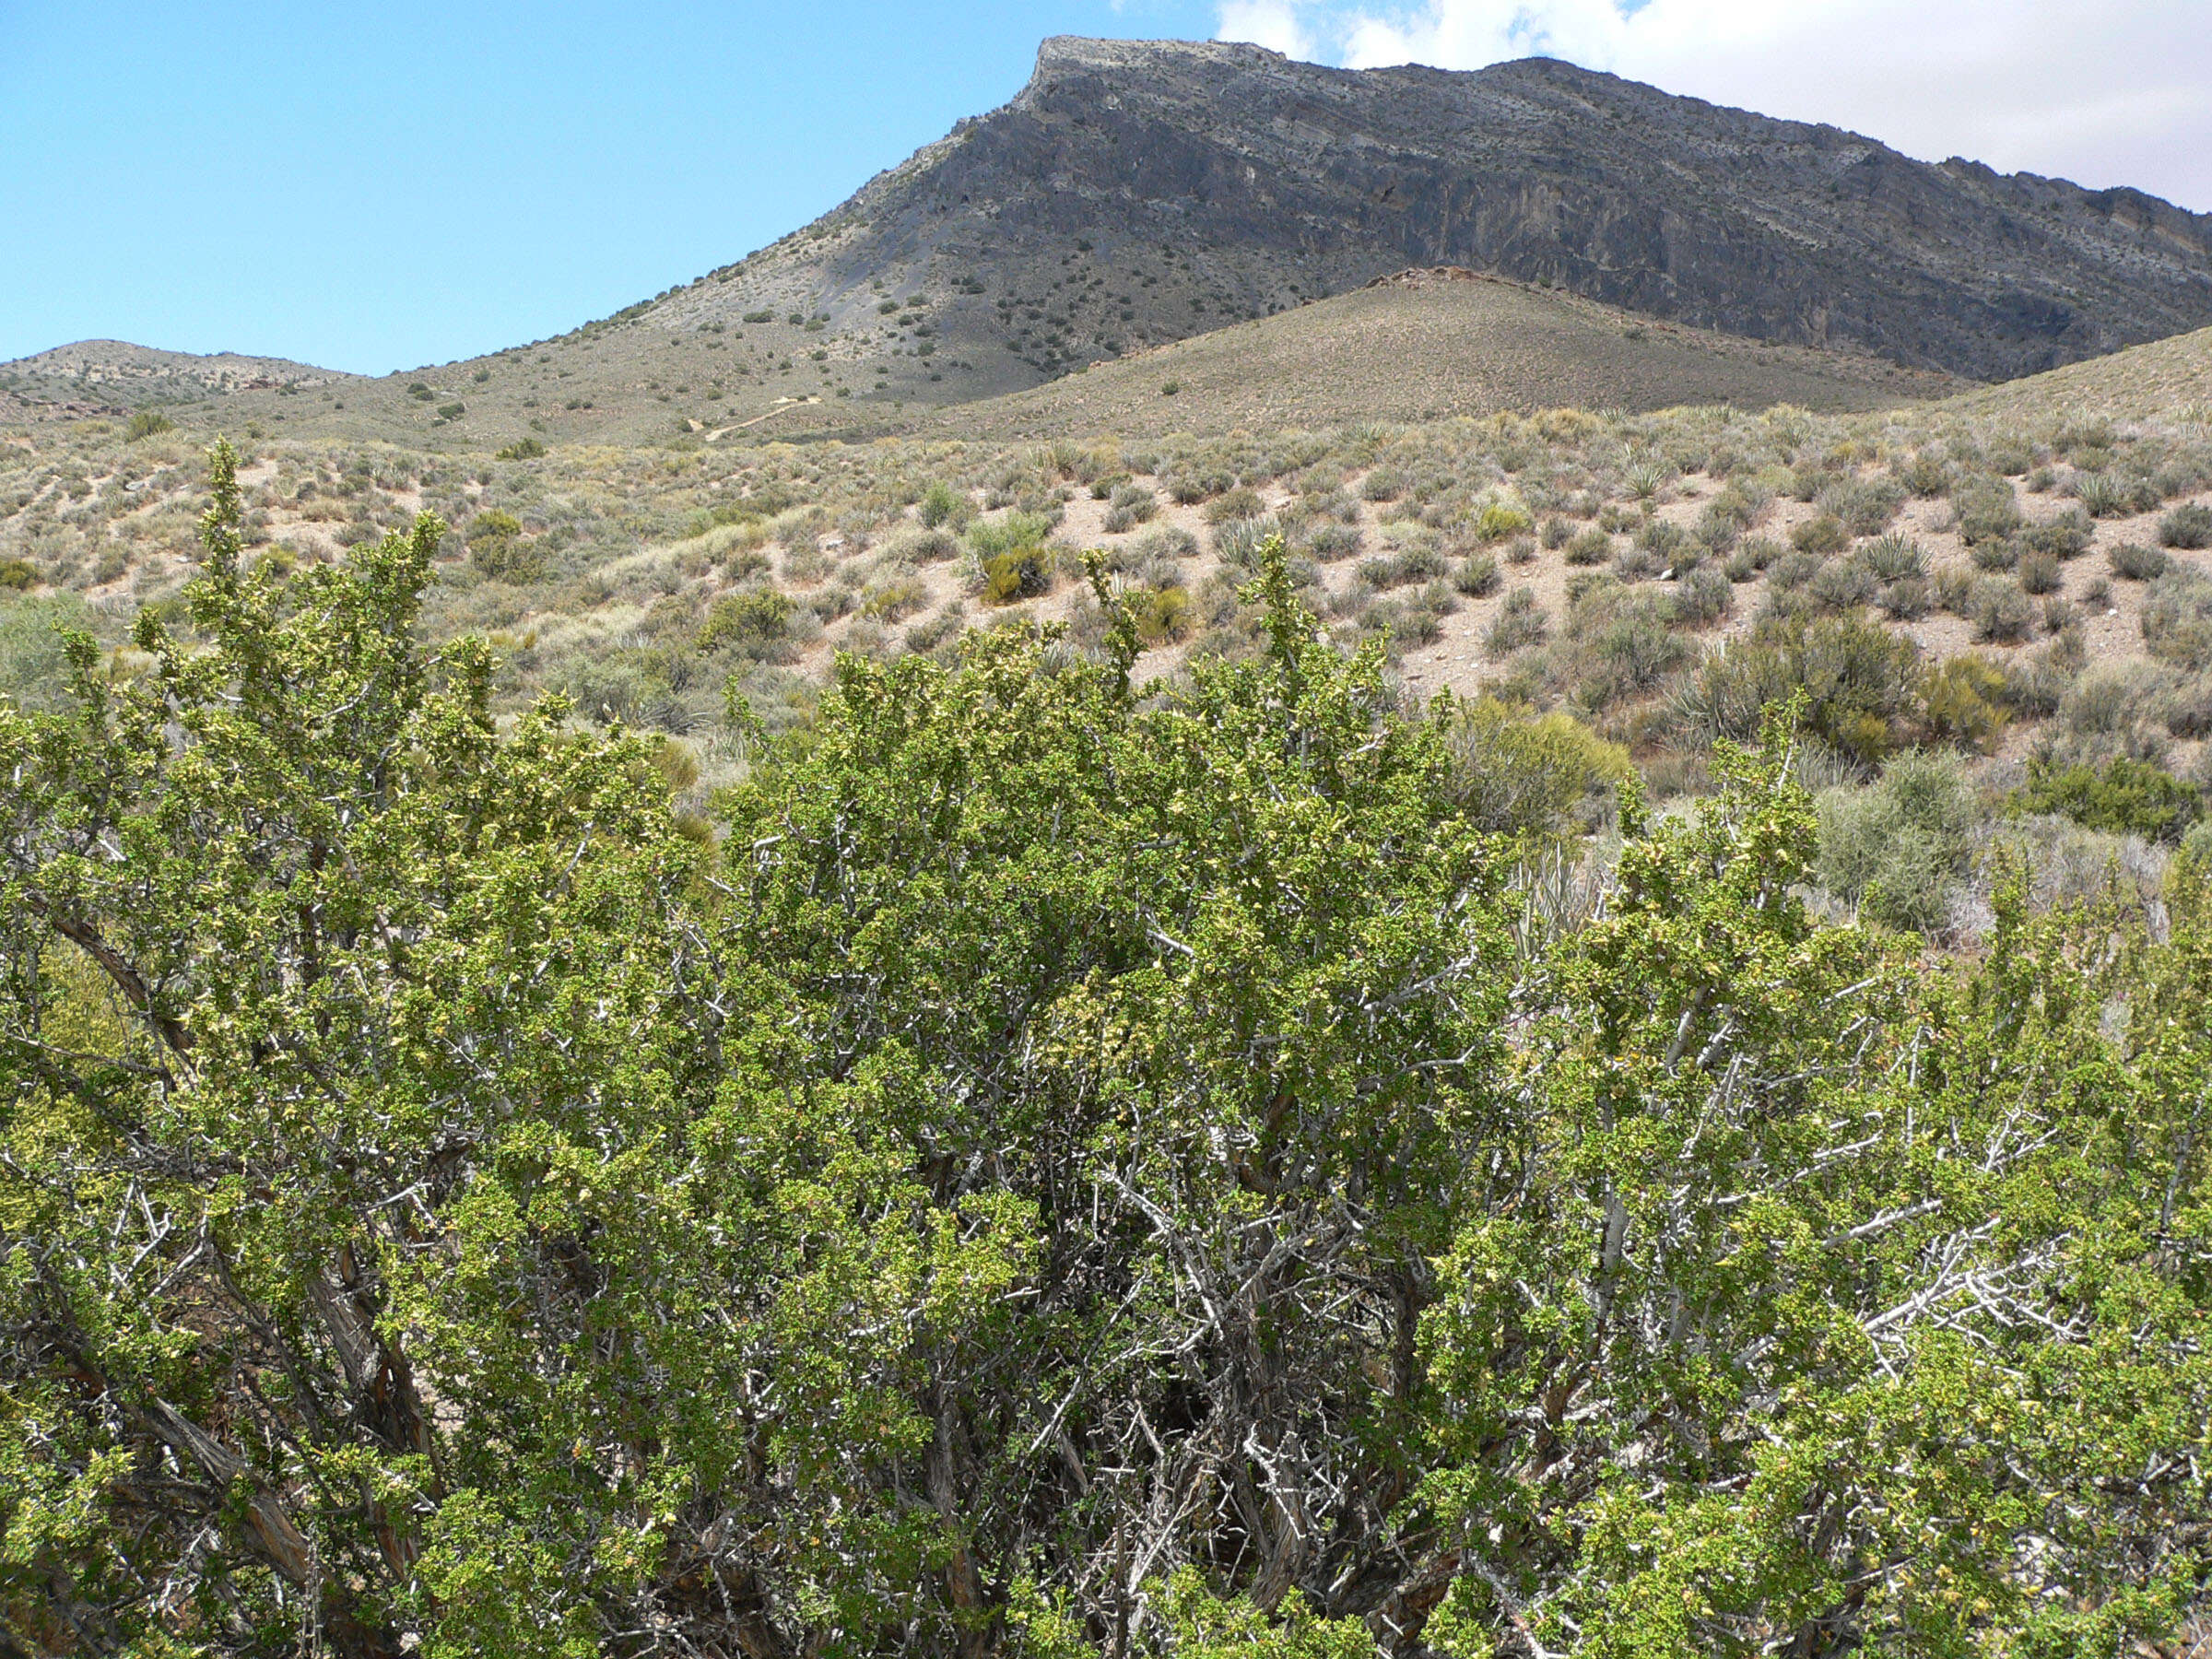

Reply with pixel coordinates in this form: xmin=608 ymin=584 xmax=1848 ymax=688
xmin=1216 ymin=0 xmax=1319 ymax=59
xmin=1214 ymin=0 xmax=2212 ymax=211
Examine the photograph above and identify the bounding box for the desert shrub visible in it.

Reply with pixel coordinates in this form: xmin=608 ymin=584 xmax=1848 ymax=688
xmin=1805 ymin=559 xmax=1877 ymax=612
xmin=1818 ymin=749 xmax=1978 ymax=932
xmin=2160 ymin=503 xmax=2212 ymax=549
xmin=894 ymin=604 xmax=959 ymax=656
xmin=2009 ymin=755 xmax=2202 ymax=842
xmin=1672 ymin=566 xmax=1734 ymax=627
xmin=1739 ymin=534 xmax=1785 ymax=571
xmin=1633 ymin=517 xmax=1689 ymax=561
xmin=467 ymin=509 xmax=542 ymax=581
xmin=1790 ymin=514 xmax=1850 ymax=557
xmin=1564 ymin=528 xmax=1611 ymax=566
xmin=1102 ymin=483 xmax=1157 ymax=534
xmin=2110 ymin=542 xmax=2169 ymax=582
xmin=1970 ymin=535 xmax=2022 ymax=572
xmin=886 ymin=527 xmax=958 ymax=565
xmin=1132 ymin=583 xmax=1194 ymax=645
xmin=1924 ymin=653 xmax=2010 ymax=751
xmin=1441 ymin=697 xmax=1630 ymax=837
xmin=2158 ymin=675 xmax=2212 ymax=738
xmin=495 ymin=437 xmax=547 ymax=461
xmin=1359 ymin=466 xmax=1406 ymax=502
xmin=968 ymin=512 xmax=1053 ymax=560
xmin=1485 ymin=586 xmax=1549 ymax=653
xmin=1301 ymin=522 xmax=1362 ymax=562
xmin=0 ymin=593 xmax=87 ymax=711
xmin=1814 ymin=476 xmax=1902 ymax=537
xmin=859 ymin=578 xmax=926 ymax=623
xmin=2018 ymin=552 xmax=2064 ymax=595
xmin=2142 ymin=568 xmax=2212 ymax=670
xmin=2074 ymin=472 xmax=2128 ymax=518
xmin=1953 ymin=477 xmax=2024 ymax=546
xmin=2059 ymin=662 xmax=2170 ymax=743
xmin=1216 ymin=514 xmax=1288 ymax=571
xmin=919 ymin=482 xmax=972 ymax=530
xmin=0 ymin=559 xmax=35 ymax=593
xmin=697 ymin=585 xmax=795 ymax=659
xmin=1473 ymin=500 xmax=1534 ymax=542
xmin=1970 ymin=578 xmax=2034 ymax=643
xmin=1876 ymin=576 xmax=1930 ymax=620
xmin=1133 ymin=524 xmax=1199 ymax=563
xmin=2022 ymin=508 xmax=2094 ymax=559
xmin=1452 ymin=554 xmax=1500 ymax=597
xmin=1899 ymin=452 xmax=1953 ymax=496
xmin=1854 ymin=534 xmax=1926 ymax=582
xmin=1765 ymin=549 xmax=1827 ymax=596
xmin=983 ymin=550 xmax=1051 ymax=604
xmin=1683 ymin=613 xmax=1922 ymax=764
xmin=1560 ymin=582 xmax=1688 ymax=711
xmin=1204 ymin=487 xmax=1265 ymax=526
xmin=124 ymin=410 xmax=175 ymax=442
xmin=1540 ymin=516 xmax=1573 ymax=550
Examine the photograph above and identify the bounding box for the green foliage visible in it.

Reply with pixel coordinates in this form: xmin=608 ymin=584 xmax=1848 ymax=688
xmin=124 ymin=409 xmax=174 ymax=442
xmin=1953 ymin=475 xmax=2025 ymax=545
xmin=983 ymin=549 xmax=1049 ymax=603
xmin=0 ymin=594 xmax=88 ymax=712
xmin=697 ymin=583 xmax=795 ymax=656
xmin=0 ymin=559 xmax=34 ymax=593
xmin=1472 ymin=500 xmax=1533 ymax=542
xmin=1817 ymin=747 xmax=1977 ymax=931
xmin=9 ymin=429 xmax=2212 ymax=1659
xmin=2010 ymin=753 xmax=2203 ymax=841
xmin=467 ymin=506 xmax=541 ymax=581
xmin=1684 ymin=612 xmax=1922 ymax=764
xmin=1923 ymin=652 xmax=2010 ymax=750
xmin=1443 ymin=697 xmax=1630 ymax=839
xmin=495 ymin=436 xmax=547 ymax=461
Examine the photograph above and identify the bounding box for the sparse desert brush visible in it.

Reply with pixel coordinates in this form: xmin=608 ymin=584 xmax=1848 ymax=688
xmin=1452 ymin=553 xmax=1500 ymax=596
xmin=2161 ymin=502 xmax=2212 ymax=549
xmin=2018 ymin=552 xmax=2065 ymax=595
xmin=1485 ymin=585 xmax=1549 ymax=653
xmin=1791 ymin=513 xmax=1850 ymax=556
xmin=1952 ymin=476 xmax=2024 ymax=545
xmin=1564 ymin=527 xmax=1611 ymax=566
xmin=2111 ymin=542 xmax=2171 ymax=582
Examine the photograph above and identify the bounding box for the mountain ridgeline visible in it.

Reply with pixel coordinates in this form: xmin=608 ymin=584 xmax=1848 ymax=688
xmin=8 ymin=36 xmax=2212 ymax=444
xmin=659 ymin=37 xmax=2212 ymax=394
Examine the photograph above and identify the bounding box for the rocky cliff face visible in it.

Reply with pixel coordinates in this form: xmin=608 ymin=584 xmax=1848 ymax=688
xmin=651 ymin=37 xmax=2212 ymax=402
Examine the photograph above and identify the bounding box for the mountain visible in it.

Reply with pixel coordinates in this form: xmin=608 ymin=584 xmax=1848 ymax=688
xmin=1941 ymin=323 xmax=2212 ymax=424
xmin=0 ymin=341 xmax=361 ymax=413
xmin=902 ymin=266 xmax=1966 ymax=441
xmin=10 ymin=36 xmax=2212 ymax=447
xmin=635 ymin=36 xmax=2212 ymax=403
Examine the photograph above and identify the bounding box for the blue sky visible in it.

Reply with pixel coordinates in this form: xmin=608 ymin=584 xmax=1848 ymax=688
xmin=6 ymin=2 xmax=2205 ymax=375
xmin=0 ymin=1 xmax=1218 ymax=373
